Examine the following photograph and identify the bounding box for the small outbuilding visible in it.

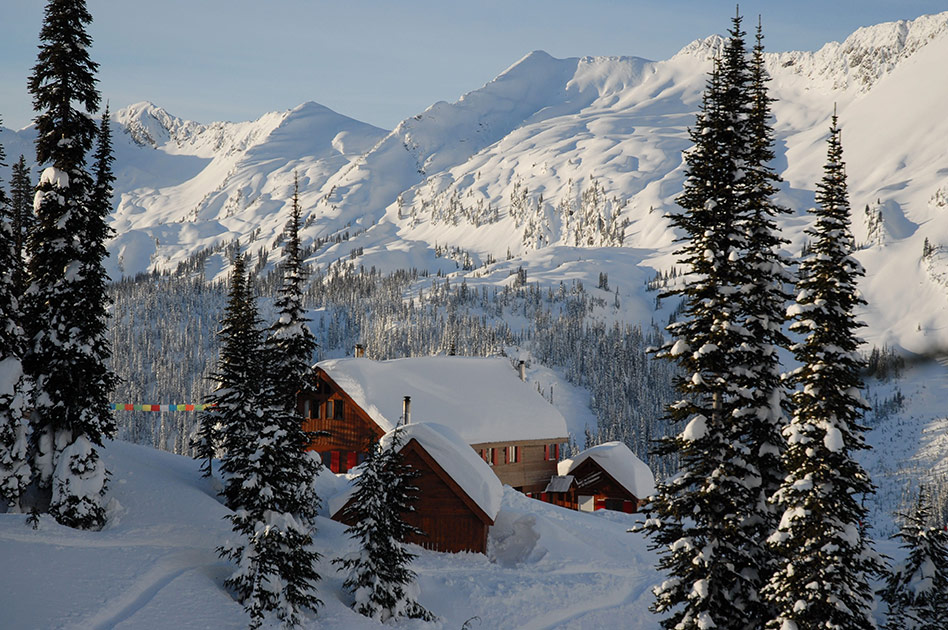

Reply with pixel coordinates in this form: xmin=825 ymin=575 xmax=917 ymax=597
xmin=330 ymin=422 xmax=502 ymax=554
xmin=550 ymin=441 xmax=655 ymax=513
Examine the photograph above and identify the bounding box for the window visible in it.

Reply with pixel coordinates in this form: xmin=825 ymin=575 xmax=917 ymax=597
xmin=325 ymin=400 xmax=333 ymax=419
xmin=333 ymin=399 xmax=344 ymax=419
xmin=545 ymin=443 xmax=560 ymax=461
xmin=483 ymin=447 xmax=495 ymax=466
xmin=507 ymin=445 xmax=519 ymax=463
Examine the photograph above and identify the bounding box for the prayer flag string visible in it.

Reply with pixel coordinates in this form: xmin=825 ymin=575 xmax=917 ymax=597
xmin=113 ymin=403 xmax=216 ymax=412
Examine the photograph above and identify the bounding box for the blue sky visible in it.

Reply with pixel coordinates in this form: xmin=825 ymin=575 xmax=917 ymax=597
xmin=1 ymin=1 xmax=946 ymax=132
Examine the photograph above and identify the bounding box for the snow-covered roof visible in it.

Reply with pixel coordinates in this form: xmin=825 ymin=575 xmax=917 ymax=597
xmin=329 ymin=422 xmax=502 ymax=522
xmin=557 ymin=442 xmax=656 ymax=499
xmin=316 ymin=356 xmax=568 ymax=445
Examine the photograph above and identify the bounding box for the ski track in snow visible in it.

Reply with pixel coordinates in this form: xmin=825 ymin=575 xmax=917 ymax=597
xmin=76 ymin=553 xmax=214 ymax=630
xmin=521 ymin=571 xmax=654 ymax=630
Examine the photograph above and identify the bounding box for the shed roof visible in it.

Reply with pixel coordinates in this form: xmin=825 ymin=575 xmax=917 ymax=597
xmin=558 ymin=441 xmax=656 ymax=499
xmin=316 ymin=356 xmax=568 ymax=445
xmin=544 ymin=475 xmax=576 ymax=494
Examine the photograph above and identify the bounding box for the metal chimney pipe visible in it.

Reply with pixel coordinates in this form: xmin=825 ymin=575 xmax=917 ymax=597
xmin=519 ymin=360 xmax=525 ymax=382
xmin=403 ymin=395 xmax=411 ymax=424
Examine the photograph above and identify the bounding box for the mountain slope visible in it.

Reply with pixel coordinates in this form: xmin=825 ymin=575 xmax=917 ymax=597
xmin=3 ymin=12 xmax=948 ymax=352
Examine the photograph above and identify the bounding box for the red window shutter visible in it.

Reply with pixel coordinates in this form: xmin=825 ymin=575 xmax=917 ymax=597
xmin=480 ymin=449 xmax=486 ymax=461
xmin=330 ymin=451 xmax=340 ymax=473
xmin=544 ymin=444 xmax=549 ymax=460
xmin=554 ymin=443 xmax=560 ymax=460
xmin=491 ymin=449 xmax=497 ymax=465
xmin=346 ymin=451 xmax=357 ymax=471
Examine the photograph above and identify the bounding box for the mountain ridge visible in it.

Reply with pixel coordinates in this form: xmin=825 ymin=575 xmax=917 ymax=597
xmin=3 ymin=11 xmax=948 ymax=353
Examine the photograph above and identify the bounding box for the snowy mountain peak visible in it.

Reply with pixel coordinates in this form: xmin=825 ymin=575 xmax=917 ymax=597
xmin=114 ymin=101 xmax=197 ymax=148
xmin=673 ymin=34 xmax=727 ymax=61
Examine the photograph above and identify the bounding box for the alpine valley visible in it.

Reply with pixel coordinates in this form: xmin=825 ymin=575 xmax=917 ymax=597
xmin=4 ymin=9 xmax=948 ymax=630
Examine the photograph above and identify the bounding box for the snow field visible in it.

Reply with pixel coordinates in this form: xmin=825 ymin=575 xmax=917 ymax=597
xmin=0 ymin=440 xmax=661 ymax=630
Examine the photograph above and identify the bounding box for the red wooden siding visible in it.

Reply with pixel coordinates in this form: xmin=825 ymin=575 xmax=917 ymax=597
xmin=333 ymin=438 xmax=493 ymax=554
xmin=298 ymin=369 xmax=385 ymax=459
xmin=569 ymin=457 xmax=644 ymax=511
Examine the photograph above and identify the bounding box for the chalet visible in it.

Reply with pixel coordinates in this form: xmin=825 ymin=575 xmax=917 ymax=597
xmin=545 ymin=441 xmax=655 ymax=513
xmin=298 ymin=356 xmax=569 ymax=494
xmin=329 ymin=422 xmax=502 ymax=554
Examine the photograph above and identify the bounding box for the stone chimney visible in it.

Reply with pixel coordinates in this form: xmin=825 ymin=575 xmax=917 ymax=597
xmin=518 ymin=360 xmax=526 ymax=382
xmin=403 ymin=395 xmax=411 ymax=425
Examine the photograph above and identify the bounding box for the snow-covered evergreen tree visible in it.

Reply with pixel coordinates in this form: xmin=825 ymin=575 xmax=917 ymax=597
xmin=334 ymin=427 xmax=433 ymax=622
xmin=210 ymin=249 xmax=323 ymax=628
xmin=880 ymin=488 xmax=948 ymax=630
xmin=193 ymin=252 xmax=259 ymax=487
xmin=728 ymin=19 xmax=793 ymax=613
xmin=8 ymin=155 xmax=33 ymax=299
xmin=218 ymin=353 xmax=323 ymax=629
xmin=267 ymin=172 xmax=318 ymax=405
xmin=764 ymin=113 xmax=883 ymax=630
xmin=644 ymin=14 xmax=788 ymax=629
xmin=23 ymin=0 xmax=117 ymax=529
xmin=0 ymin=128 xmax=32 ymax=509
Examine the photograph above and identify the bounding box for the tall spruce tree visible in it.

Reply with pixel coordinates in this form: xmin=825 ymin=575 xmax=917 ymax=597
xmin=880 ymin=488 xmax=948 ymax=630
xmin=193 ymin=252 xmax=259 ymax=489
xmin=212 ymin=249 xmax=323 ymax=628
xmin=267 ymin=172 xmax=318 ymax=404
xmin=0 ymin=126 xmax=32 ymax=509
xmin=9 ymin=155 xmax=34 ymax=298
xmin=728 ymin=18 xmax=793 ymax=615
xmin=23 ymin=0 xmax=116 ymax=529
xmin=764 ymin=113 xmax=882 ymax=630
xmin=644 ymin=13 xmax=788 ymax=630
xmin=218 ymin=352 xmax=323 ymax=629
xmin=334 ymin=427 xmax=432 ymax=622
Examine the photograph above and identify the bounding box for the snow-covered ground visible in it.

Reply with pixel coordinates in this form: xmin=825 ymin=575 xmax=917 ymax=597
xmin=0 ymin=440 xmax=661 ymax=630
xmin=2 ymin=393 xmax=933 ymax=630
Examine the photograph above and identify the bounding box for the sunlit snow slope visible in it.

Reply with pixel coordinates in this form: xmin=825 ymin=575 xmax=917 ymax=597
xmin=3 ymin=12 xmax=948 ymax=353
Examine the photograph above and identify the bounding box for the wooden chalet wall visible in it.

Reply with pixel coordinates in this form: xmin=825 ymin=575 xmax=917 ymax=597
xmin=333 ymin=438 xmax=494 ymax=554
xmin=472 ymin=439 xmax=563 ymax=494
xmin=298 ymin=369 xmax=384 ymax=473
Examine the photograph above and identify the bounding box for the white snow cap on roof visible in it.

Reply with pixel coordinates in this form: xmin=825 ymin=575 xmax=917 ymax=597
xmin=558 ymin=441 xmax=656 ymax=499
xmin=384 ymin=422 xmax=502 ymax=521
xmin=316 ymin=356 xmax=568 ymax=444
xmin=328 ymin=422 xmax=502 ymax=522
